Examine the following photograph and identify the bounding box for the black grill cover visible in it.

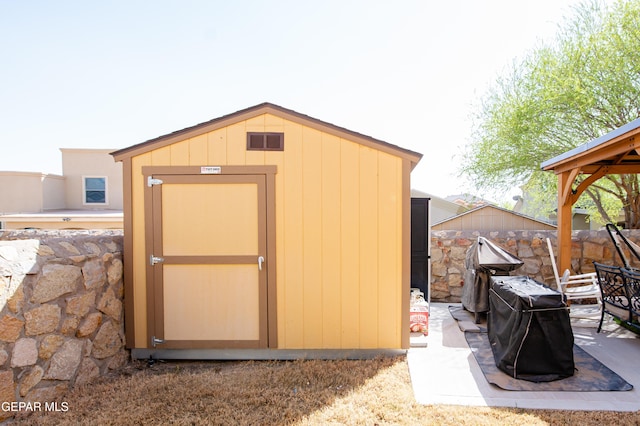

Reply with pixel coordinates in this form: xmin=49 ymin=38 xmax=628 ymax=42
xmin=462 ymin=237 xmax=524 ymax=315
xmin=488 ymin=276 xmax=575 ymax=382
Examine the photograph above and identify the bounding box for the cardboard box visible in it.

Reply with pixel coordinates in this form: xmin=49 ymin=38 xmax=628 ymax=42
xmin=410 ymin=306 xmax=429 ymax=335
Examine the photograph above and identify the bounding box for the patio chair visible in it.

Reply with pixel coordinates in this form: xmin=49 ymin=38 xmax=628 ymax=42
xmin=546 ymin=238 xmax=602 ymax=323
xmin=606 ymin=223 xmax=640 ymax=269
xmin=593 ymin=262 xmax=633 ymax=333
xmin=620 ymin=268 xmax=640 ymax=332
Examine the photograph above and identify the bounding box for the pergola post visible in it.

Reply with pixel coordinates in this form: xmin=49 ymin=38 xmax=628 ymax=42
xmin=556 ymin=170 xmax=575 ymax=274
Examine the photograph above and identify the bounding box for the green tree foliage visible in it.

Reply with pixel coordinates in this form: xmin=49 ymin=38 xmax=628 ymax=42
xmin=462 ymin=0 xmax=640 ymax=227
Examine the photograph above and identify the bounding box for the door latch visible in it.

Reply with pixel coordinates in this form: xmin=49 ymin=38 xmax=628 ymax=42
xmin=151 ymin=336 xmax=165 ymax=347
xmin=258 ymin=256 xmax=265 ymax=271
xmin=150 ymin=255 xmax=164 ymax=265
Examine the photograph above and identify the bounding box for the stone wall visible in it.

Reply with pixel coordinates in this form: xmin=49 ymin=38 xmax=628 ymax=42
xmin=0 ymin=230 xmax=125 ymax=422
xmin=430 ymin=229 xmax=640 ymax=302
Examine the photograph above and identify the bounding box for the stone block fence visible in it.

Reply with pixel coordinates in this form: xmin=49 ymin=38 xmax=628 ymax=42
xmin=0 ymin=230 xmax=125 ymax=422
xmin=430 ymin=229 xmax=640 ymax=302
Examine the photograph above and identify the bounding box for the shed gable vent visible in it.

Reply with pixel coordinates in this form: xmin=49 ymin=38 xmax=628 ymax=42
xmin=247 ymin=132 xmax=284 ymax=151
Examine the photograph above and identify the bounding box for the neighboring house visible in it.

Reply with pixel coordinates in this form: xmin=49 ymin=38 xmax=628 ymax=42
xmin=0 ymin=149 xmax=123 ymax=229
xmin=547 ymin=208 xmax=593 ymax=231
xmin=432 ymin=204 xmax=556 ymax=231
xmin=547 ymin=207 xmax=625 ymax=231
xmin=0 ymin=171 xmax=65 ymax=214
xmin=411 ymin=189 xmax=467 ymax=224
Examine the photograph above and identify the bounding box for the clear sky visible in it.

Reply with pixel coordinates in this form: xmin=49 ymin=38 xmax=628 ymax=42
xmin=0 ymin=0 xmax=605 ymax=201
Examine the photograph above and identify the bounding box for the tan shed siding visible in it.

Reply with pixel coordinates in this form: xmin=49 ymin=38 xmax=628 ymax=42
xmin=128 ymin=113 xmax=405 ymax=349
xmin=280 ymin=134 xmax=403 ymax=349
xmin=377 ymin=151 xmax=402 ymax=348
xmin=358 ymin=146 xmax=379 ymax=348
xmin=301 ymin=126 xmax=323 ymax=348
xmin=188 ymin=134 xmax=208 ymax=164
xmin=131 ymin=154 xmax=150 ymax=347
xmin=207 ymin=129 xmax=228 ymax=164
xmin=227 ymin=122 xmax=247 ymax=164
xmin=506 ymin=216 xmax=519 ymax=229
xmin=339 ymin=139 xmax=360 ymax=346
xmin=169 ymin=140 xmax=189 ymax=165
xmin=321 ymin=133 xmax=342 ymax=347
xmin=432 ymin=207 xmax=556 ymax=232
xmin=281 ymin=119 xmax=304 ymax=347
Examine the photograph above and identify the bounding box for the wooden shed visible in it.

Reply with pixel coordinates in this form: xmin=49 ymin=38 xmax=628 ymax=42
xmin=111 ymin=103 xmax=422 ymax=359
xmin=432 ymin=204 xmax=556 ymax=231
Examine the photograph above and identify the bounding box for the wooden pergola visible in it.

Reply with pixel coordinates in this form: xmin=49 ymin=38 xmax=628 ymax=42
xmin=541 ymin=117 xmax=640 ymax=273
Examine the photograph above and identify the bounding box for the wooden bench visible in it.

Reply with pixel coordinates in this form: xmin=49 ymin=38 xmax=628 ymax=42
xmin=593 ymin=262 xmax=640 ymax=333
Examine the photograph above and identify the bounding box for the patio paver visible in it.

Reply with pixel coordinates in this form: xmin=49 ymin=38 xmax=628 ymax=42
xmin=408 ymin=303 xmax=640 ymax=411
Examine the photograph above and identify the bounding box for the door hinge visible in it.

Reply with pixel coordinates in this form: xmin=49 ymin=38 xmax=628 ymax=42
xmin=151 ymin=336 xmax=165 ymax=347
xmin=147 ymin=176 xmax=163 ymax=187
xmin=150 ymin=255 xmax=164 ymax=265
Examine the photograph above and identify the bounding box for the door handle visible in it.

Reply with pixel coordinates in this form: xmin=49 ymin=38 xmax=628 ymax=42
xmin=258 ymin=256 xmax=265 ymax=271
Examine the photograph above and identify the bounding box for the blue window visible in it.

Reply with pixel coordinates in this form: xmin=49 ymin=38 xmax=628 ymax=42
xmin=84 ymin=177 xmax=107 ymax=204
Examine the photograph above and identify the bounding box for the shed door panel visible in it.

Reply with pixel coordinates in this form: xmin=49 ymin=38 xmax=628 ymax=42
xmin=162 ymin=183 xmax=259 ymax=256
xmin=149 ymin=174 xmax=268 ymax=349
xmin=163 ymin=265 xmax=260 ymax=341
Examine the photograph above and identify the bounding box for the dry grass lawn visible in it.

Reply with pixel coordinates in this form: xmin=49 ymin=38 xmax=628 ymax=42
xmin=15 ymin=356 xmax=640 ymax=425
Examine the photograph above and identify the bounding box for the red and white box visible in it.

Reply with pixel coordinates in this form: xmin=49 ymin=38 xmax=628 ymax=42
xmin=410 ymin=305 xmax=429 ymax=335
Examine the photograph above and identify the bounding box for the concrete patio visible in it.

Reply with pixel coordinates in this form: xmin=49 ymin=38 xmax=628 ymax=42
xmin=407 ymin=303 xmax=640 ymax=411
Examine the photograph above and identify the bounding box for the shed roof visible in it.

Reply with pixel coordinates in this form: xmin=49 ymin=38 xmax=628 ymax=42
xmin=111 ymin=102 xmax=423 ymax=169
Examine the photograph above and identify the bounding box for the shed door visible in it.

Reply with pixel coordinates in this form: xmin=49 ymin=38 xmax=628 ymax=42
xmin=147 ymin=174 xmax=268 ymax=349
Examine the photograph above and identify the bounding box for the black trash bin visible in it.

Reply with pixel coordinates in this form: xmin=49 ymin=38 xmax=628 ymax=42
xmin=462 ymin=237 xmax=524 ymax=323
xmin=488 ymin=275 xmax=575 ymax=382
